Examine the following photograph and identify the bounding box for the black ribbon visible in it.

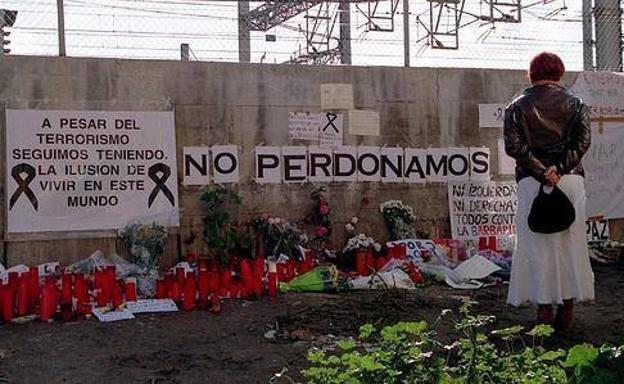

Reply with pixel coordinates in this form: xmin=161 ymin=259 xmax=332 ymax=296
xmin=322 ymin=112 xmax=339 ymax=133
xmin=9 ymin=163 xmax=38 ymax=211
xmin=148 ymin=163 xmax=175 ymax=208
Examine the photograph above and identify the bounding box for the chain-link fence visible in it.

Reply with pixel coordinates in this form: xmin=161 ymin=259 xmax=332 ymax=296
xmin=1 ymin=0 xmax=622 ymax=71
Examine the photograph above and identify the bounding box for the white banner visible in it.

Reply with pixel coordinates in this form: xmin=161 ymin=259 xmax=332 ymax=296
xmin=6 ymin=110 xmax=179 ymax=234
xmin=448 ymin=181 xmax=517 ymax=239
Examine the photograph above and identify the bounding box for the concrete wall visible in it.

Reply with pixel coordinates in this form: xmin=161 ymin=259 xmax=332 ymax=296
xmin=0 ymin=56 xmax=592 ymax=266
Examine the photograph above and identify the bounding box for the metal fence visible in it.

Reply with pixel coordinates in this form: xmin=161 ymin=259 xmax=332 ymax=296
xmin=1 ymin=0 xmax=622 ymax=71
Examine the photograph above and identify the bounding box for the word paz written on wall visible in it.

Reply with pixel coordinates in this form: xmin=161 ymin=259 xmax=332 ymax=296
xmin=5 ymin=110 xmax=179 ymax=234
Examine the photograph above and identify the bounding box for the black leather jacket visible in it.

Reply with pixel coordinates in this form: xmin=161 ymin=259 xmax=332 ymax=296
xmin=504 ymin=83 xmax=591 ymax=184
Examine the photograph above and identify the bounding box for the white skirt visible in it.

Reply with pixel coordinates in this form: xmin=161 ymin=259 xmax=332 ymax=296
xmin=507 ymin=175 xmax=595 ymax=306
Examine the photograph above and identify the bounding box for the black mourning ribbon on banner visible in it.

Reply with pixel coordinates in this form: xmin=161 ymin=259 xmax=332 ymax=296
xmin=148 ymin=163 xmax=175 ymax=208
xmin=322 ymin=112 xmax=339 ymax=133
xmin=9 ymin=163 xmax=38 ymax=211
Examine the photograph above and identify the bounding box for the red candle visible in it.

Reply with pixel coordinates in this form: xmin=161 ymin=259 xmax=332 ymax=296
xmin=276 ymin=264 xmax=287 ymax=282
xmin=155 ymin=279 xmax=167 ymax=299
xmin=16 ymin=273 xmax=31 ymax=317
xmin=398 ymin=244 xmax=407 ymax=260
xmin=183 ymin=272 xmax=197 ymax=311
xmin=61 ymin=272 xmax=72 ymax=305
xmin=175 ymin=267 xmax=186 ymax=285
xmin=240 ymin=259 xmax=253 ymax=296
xmin=375 ymin=257 xmax=387 ymax=271
xmin=488 ymin=236 xmax=497 ymax=252
xmin=112 ymin=281 xmax=123 ymax=308
xmin=164 ymin=273 xmax=174 ymax=298
xmin=356 ymin=250 xmax=367 ymax=276
xmin=8 ymin=272 xmax=19 ymax=289
xmin=387 ymin=245 xmax=395 ymax=259
xmin=253 ymin=258 xmax=265 ymax=296
xmin=74 ymin=273 xmax=89 ymax=316
xmin=40 ymin=278 xmax=57 ymax=322
xmin=267 ymin=272 xmax=277 ymax=297
xmin=125 ymin=278 xmax=137 ymax=302
xmin=198 ymin=270 xmax=210 ymax=306
xmin=94 ymin=270 xmax=107 ymax=307
xmin=220 ymin=269 xmax=232 ymax=290
xmin=365 ymin=249 xmax=374 ymax=274
xmin=478 ymin=237 xmax=487 ymax=251
xmin=286 ymin=261 xmax=296 ymax=282
xmin=198 ymin=259 xmax=208 ymax=271
xmin=170 ymin=280 xmax=182 ymax=303
xmin=105 ymin=266 xmax=116 ymax=304
xmin=1 ymin=284 xmax=14 ymax=322
xmin=207 ymin=270 xmax=220 ymax=293
xmin=29 ymin=266 xmax=40 ymax=311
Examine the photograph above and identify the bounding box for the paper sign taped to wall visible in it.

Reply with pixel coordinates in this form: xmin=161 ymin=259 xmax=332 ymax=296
xmin=479 ymin=104 xmax=505 ymax=128
xmin=288 ymin=113 xmax=321 ymax=141
xmin=321 ymin=84 xmax=354 ymax=110
xmin=319 ymin=113 xmax=344 ymax=148
xmin=497 ymin=139 xmax=515 ymax=175
xmin=348 ymin=110 xmax=380 ymax=136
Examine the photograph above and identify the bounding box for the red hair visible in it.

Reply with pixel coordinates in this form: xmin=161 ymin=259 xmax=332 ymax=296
xmin=529 ymin=52 xmax=565 ymax=83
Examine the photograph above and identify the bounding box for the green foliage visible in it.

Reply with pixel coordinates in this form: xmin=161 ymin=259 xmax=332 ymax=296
xmin=273 ymin=305 xmax=624 ymax=384
xmin=200 ymin=187 xmax=241 ymax=266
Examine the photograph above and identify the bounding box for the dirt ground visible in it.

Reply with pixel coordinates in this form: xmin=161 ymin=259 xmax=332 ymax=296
xmin=1 ymin=263 xmax=623 ymax=384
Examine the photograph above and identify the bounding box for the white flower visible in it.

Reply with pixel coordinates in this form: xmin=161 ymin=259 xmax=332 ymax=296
xmin=350 ymin=217 xmax=359 ymax=225
xmin=345 ymin=223 xmax=355 ymax=232
xmin=373 ymin=242 xmax=382 ymax=252
xmin=268 ymin=218 xmax=276 ymax=225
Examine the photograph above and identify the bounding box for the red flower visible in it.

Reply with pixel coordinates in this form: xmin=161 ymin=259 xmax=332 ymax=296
xmin=316 ymin=226 xmax=329 ymax=237
xmin=319 ymin=204 xmax=329 ymax=215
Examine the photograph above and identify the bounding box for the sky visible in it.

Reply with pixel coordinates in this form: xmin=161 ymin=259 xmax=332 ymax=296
xmin=2 ymin=0 xmax=587 ymax=70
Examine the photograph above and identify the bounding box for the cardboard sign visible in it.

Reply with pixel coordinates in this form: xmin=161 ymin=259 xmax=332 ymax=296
xmin=5 ymin=110 xmax=179 ymax=233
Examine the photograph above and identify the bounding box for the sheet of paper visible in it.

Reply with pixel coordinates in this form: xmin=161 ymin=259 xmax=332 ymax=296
xmin=319 ymin=112 xmax=344 ymax=148
xmin=321 ymin=83 xmax=354 ymax=110
xmin=453 ymin=255 xmax=501 ymax=280
xmin=126 ymin=299 xmax=179 ymax=314
xmin=288 ymin=112 xmax=321 ymax=141
xmin=348 ymin=110 xmax=380 ymax=136
xmin=92 ymin=308 xmax=135 ymax=322
xmin=479 ymin=104 xmax=505 ymax=128
xmin=444 ymin=276 xmax=484 ymax=290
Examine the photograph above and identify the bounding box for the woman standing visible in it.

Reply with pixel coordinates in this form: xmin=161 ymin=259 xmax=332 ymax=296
xmin=504 ymin=52 xmax=594 ymax=330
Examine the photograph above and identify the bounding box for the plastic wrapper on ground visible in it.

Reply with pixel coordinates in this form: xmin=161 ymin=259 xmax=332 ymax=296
xmin=350 ymin=269 xmax=415 ymax=290
xmin=278 ymin=266 xmax=343 ymax=293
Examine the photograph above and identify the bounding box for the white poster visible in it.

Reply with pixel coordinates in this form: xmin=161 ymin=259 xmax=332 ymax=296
xmin=469 ymin=147 xmax=491 ymax=181
xmin=320 ymin=83 xmax=354 ymax=110
xmin=570 ymin=71 xmax=624 ymax=118
xmin=212 ymin=145 xmax=240 ymax=184
xmin=426 ymin=148 xmax=448 ymax=183
xmin=348 ymin=110 xmax=380 ymax=136
xmin=332 ymin=146 xmax=357 ymax=182
xmin=5 ymin=110 xmax=179 ymax=234
xmin=308 ymin=146 xmax=334 ymax=183
xmin=281 ymin=146 xmax=308 ymax=184
xmin=404 ymin=148 xmax=426 ymax=184
xmin=583 ymin=122 xmax=624 ymax=219
xmin=448 ymin=181 xmax=517 ymax=239
xmin=183 ymin=146 xmax=210 ymax=186
xmin=446 ymin=147 xmax=470 ymax=182
xmin=319 ymin=112 xmax=344 ymax=148
xmin=478 ymin=104 xmax=505 ymax=128
xmin=288 ymin=112 xmax=321 ymax=141
xmin=497 ymin=139 xmax=515 ymax=175
xmin=380 ymin=147 xmax=403 ymax=183
xmin=255 ymin=146 xmax=281 ymax=184
xmin=357 ymin=146 xmax=381 ymax=182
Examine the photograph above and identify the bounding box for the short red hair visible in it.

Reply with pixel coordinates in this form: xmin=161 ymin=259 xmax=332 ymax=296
xmin=529 ymin=52 xmax=565 ymax=83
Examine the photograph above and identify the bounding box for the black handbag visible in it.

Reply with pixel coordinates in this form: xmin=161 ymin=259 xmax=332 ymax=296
xmin=528 ymin=185 xmax=576 ymax=234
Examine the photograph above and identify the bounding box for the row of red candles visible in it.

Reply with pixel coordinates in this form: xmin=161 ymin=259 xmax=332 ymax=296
xmin=354 ymin=243 xmax=408 ymax=276
xmin=0 ymin=265 xmax=140 ymax=324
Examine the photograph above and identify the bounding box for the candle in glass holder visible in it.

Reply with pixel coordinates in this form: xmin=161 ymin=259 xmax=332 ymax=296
xmin=240 ymin=259 xmax=253 ymax=297
xmin=155 ymin=279 xmax=166 ymax=299
xmin=1 ymin=284 xmax=14 ymax=322
xmin=112 ymin=281 xmax=123 ymax=309
xmin=198 ymin=269 xmax=210 ymax=308
xmin=29 ymin=266 xmax=40 ymax=311
xmin=125 ymin=278 xmax=137 ymax=302
xmin=74 ymin=273 xmax=89 ymax=316
xmin=16 ymin=273 xmax=31 ymax=317
xmin=183 ymin=272 xmax=197 ymax=311
xmin=220 ymin=269 xmax=232 ymax=290
xmin=356 ymin=250 xmax=367 ymax=276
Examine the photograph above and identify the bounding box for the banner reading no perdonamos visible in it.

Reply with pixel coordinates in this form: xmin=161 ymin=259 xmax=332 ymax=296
xmin=6 ymin=110 xmax=179 ymax=234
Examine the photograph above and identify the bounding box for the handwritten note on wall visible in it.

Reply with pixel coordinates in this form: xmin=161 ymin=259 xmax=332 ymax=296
xmin=348 ymin=110 xmax=380 ymax=136
xmin=321 ymin=84 xmax=354 ymax=110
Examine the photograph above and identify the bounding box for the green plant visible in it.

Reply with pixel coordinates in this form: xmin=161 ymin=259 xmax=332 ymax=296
xmin=200 ymin=186 xmax=241 ymax=266
xmin=273 ymin=303 xmax=624 ymax=384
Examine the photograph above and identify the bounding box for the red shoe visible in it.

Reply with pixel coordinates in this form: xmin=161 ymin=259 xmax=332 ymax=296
xmin=537 ymin=305 xmax=554 ymax=325
xmin=555 ymin=300 xmax=573 ymax=331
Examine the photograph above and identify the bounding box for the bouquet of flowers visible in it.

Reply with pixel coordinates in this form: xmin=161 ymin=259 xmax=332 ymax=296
xmin=310 ymin=187 xmax=331 ymax=243
xmin=380 ymin=200 xmax=417 ymax=240
xmin=252 ymin=215 xmax=308 ymax=260
xmin=119 ymin=222 xmax=168 ymax=272
xmin=343 ymin=233 xmax=379 ymax=254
